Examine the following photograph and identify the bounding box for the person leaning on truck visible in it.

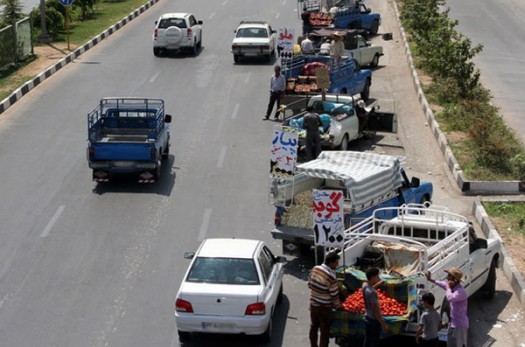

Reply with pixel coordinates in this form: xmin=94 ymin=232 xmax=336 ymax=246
xmin=426 ymin=267 xmax=469 ymax=347
xmin=302 ymin=105 xmax=323 ymax=161
xmin=308 ymin=251 xmax=341 ymax=347
xmin=363 ymin=267 xmax=389 ymax=347
xmin=263 ymin=65 xmax=286 ymax=121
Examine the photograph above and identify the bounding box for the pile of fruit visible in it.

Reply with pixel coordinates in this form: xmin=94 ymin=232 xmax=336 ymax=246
xmin=309 ymin=12 xmax=333 ymax=26
xmin=341 ymin=287 xmax=408 ymax=316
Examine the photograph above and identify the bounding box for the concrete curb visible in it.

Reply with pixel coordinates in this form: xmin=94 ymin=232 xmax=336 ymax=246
xmin=472 ymin=200 xmax=525 ymax=305
xmin=0 ymin=0 xmax=160 ymax=115
xmin=391 ymin=1 xmax=524 ymax=195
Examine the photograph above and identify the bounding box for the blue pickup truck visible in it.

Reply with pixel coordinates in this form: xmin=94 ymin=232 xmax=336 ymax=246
xmin=282 ymin=55 xmax=372 ymax=100
xmin=87 ymin=98 xmax=171 ymax=183
xmin=270 ymin=151 xmax=433 ymax=257
xmin=300 ymin=0 xmax=381 ymax=34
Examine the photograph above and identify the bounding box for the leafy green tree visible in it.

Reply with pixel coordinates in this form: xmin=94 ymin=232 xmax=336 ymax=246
xmin=1 ymin=0 xmax=24 ymax=26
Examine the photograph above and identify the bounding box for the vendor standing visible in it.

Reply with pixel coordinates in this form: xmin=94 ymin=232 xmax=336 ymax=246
xmin=330 ymin=32 xmax=345 ymax=63
xmin=263 ymin=65 xmax=286 ymax=121
xmin=302 ymin=105 xmax=323 ymax=161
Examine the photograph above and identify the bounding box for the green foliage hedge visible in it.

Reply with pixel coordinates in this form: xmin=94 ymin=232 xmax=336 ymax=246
xmin=400 ymin=0 xmax=525 ymax=181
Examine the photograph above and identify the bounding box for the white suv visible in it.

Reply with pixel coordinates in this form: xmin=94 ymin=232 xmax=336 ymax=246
xmin=175 ymin=238 xmax=286 ymax=342
xmin=231 ymin=21 xmax=276 ymax=63
xmin=153 ymin=13 xmax=203 ymax=56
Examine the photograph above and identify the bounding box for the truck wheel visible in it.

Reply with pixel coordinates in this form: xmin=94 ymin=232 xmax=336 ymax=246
xmin=482 ymin=258 xmax=497 ymax=299
xmin=339 ymin=134 xmax=349 ymax=150
xmin=153 ymin=47 xmax=161 ymax=57
xmin=266 ymin=53 xmax=272 ymax=62
xmin=234 ymin=54 xmax=239 ymax=63
xmin=154 ymin=159 xmax=161 ymax=180
xmin=197 ymin=33 xmax=202 ymax=49
xmin=162 ymin=143 xmax=169 ymax=159
xmin=360 ymin=80 xmax=370 ymax=101
xmin=370 ymin=54 xmax=379 ymax=68
xmin=370 ymin=20 xmax=379 ymax=35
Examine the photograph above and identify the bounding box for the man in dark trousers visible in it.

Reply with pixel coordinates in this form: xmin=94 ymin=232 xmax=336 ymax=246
xmin=264 ymin=65 xmax=286 ymax=120
xmin=363 ymin=267 xmax=389 ymax=347
xmin=302 ymin=105 xmax=323 ymax=161
xmin=308 ymin=251 xmax=341 ymax=347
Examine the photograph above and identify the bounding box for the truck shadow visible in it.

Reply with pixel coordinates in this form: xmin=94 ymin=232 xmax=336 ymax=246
xmin=177 ymin=295 xmax=290 ymax=347
xmin=91 ymin=155 xmax=176 ymax=196
xmin=157 ymin=47 xmax=205 ymax=59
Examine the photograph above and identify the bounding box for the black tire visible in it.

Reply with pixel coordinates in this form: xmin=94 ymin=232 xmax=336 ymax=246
xmin=162 ymin=142 xmax=170 ymax=159
xmin=360 ymin=79 xmax=370 ymax=101
xmin=153 ymin=47 xmax=161 ymax=57
xmin=260 ymin=316 xmax=272 ymax=343
xmin=277 ymin=284 xmax=283 ymax=305
xmin=370 ymin=20 xmax=379 ymax=35
xmin=482 ymin=258 xmax=497 ymax=299
xmin=419 ymin=194 xmax=431 ymax=207
xmin=339 ymin=134 xmax=349 ymax=150
xmin=178 ymin=330 xmax=190 ymax=341
xmin=154 ymin=159 xmax=161 ymax=180
xmin=197 ymin=33 xmax=202 ymax=49
xmin=370 ymin=54 xmax=379 ymax=68
xmin=191 ymin=40 xmax=198 ymax=56
xmin=266 ymin=53 xmax=272 ymax=62
xmin=233 ymin=54 xmax=239 ymax=63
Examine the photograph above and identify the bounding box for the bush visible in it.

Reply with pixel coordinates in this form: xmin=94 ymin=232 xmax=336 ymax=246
xmin=31 ymin=6 xmax=64 ymax=36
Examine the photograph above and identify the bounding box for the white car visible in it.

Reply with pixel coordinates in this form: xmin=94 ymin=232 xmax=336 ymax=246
xmin=231 ymin=21 xmax=276 ymax=63
xmin=153 ymin=13 xmax=203 ymax=56
xmin=174 ymin=238 xmax=286 ymax=342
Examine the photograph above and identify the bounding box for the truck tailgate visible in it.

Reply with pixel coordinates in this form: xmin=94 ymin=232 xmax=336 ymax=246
xmin=91 ymin=143 xmax=153 ymax=161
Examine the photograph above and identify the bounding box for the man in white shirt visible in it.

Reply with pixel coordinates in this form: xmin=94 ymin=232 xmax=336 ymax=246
xmin=264 ymin=65 xmax=286 ymax=120
xmin=319 ymin=39 xmax=331 ymax=55
xmin=301 ymin=35 xmax=315 ymax=55
xmin=330 ymin=32 xmax=345 ymax=62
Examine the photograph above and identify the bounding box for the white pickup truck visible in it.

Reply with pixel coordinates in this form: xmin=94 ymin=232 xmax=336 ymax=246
xmin=331 ymin=204 xmax=501 ymax=340
xmin=281 ymin=94 xmax=396 ymax=150
xmin=343 ymin=34 xmax=383 ymax=68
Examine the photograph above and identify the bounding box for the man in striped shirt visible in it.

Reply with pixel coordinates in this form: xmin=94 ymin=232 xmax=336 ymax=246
xmin=308 ymin=251 xmax=341 ymax=347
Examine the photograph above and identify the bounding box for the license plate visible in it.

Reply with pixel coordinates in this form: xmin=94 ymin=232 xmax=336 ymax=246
xmin=201 ymin=322 xmax=233 ymax=329
xmin=113 ymin=161 xmax=134 ymax=167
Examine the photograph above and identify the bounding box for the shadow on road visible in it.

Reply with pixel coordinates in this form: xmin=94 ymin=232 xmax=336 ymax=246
xmin=91 ymin=155 xmax=176 ymax=196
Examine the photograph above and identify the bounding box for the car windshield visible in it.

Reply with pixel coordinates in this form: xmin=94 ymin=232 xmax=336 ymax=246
xmin=186 ymin=257 xmax=260 ymax=285
xmin=236 ymin=27 xmax=268 ymax=38
xmin=158 ymin=18 xmax=186 ymax=29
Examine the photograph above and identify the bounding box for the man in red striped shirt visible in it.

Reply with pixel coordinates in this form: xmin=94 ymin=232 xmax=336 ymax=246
xmin=308 ymin=251 xmax=341 ymax=347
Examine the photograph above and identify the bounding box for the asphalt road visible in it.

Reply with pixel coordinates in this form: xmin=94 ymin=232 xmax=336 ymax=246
xmin=0 ymin=0 xmax=523 ymax=347
xmin=446 ymin=0 xmax=525 ymax=146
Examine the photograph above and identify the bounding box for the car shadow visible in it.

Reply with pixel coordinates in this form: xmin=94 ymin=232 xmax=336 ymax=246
xmin=91 ymin=155 xmax=177 ymax=196
xmin=156 ymin=46 xmax=205 ymax=59
xmin=178 ymin=295 xmax=291 ymax=347
xmin=234 ymin=55 xmax=276 ymax=66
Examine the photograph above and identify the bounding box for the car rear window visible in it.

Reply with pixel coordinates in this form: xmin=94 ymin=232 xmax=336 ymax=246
xmin=236 ymin=28 xmax=268 ymax=38
xmin=186 ymin=257 xmax=260 ymax=285
xmin=158 ymin=18 xmax=187 ymax=29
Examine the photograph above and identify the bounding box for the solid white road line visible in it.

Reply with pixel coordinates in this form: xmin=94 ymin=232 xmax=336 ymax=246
xmin=221 ymin=0 xmax=227 ymax=5
xmin=209 ymin=12 xmax=215 ymax=19
xmin=276 ymin=12 xmax=281 ymax=19
xmin=231 ymin=103 xmax=240 ymax=119
xmin=244 ymin=72 xmax=252 ymax=84
xmin=198 ymin=208 xmax=212 ymax=241
xmin=217 ymin=146 xmax=227 ymax=169
xmin=40 ymin=205 xmax=65 ymax=238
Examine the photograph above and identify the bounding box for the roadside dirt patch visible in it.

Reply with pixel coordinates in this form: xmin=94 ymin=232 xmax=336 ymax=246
xmin=0 ymin=43 xmax=75 ymax=96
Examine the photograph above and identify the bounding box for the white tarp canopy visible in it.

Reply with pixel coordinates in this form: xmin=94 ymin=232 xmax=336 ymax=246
xmin=296 ymin=151 xmax=405 ymax=206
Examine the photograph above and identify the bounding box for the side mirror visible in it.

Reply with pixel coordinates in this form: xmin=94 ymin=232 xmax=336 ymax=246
xmin=475 ymin=238 xmax=488 ymax=249
xmin=234 ymin=29 xmax=237 ymax=33
xmin=272 ymin=30 xmax=277 ymax=34
xmin=164 ymin=114 xmax=172 ymax=123
xmin=198 ymin=20 xmax=203 ymax=25
xmin=155 ymin=20 xmax=158 ymax=25
xmin=184 ymin=252 xmax=195 ymax=259
xmin=276 ymin=256 xmax=288 ymax=264
xmin=410 ymin=177 xmax=420 ymax=188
